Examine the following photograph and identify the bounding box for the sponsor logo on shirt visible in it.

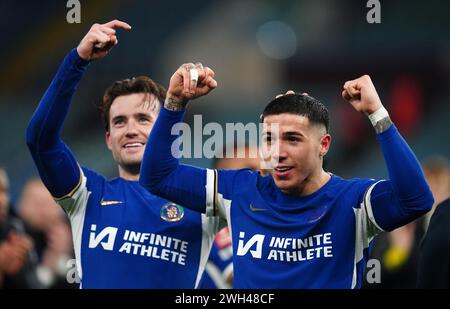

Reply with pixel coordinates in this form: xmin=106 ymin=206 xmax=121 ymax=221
xmin=236 ymin=231 xmax=334 ymax=262
xmin=249 ymin=203 xmax=269 ymax=212
xmin=100 ymin=199 xmax=124 ymax=206
xmin=89 ymin=224 xmax=117 ymax=250
xmin=88 ymin=224 xmax=188 ymax=265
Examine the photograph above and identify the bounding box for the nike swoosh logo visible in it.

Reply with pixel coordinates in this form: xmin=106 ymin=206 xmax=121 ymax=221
xmin=249 ymin=203 xmax=268 ymax=212
xmin=100 ymin=199 xmax=124 ymax=206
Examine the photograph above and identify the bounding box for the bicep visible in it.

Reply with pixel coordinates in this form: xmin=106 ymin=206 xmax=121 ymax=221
xmin=365 ymin=180 xmax=424 ymax=232
xmin=30 ymin=141 xmax=81 ymax=200
xmin=152 ymin=164 xmax=209 ymax=214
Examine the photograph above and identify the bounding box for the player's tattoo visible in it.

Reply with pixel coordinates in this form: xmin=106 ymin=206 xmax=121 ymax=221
xmin=164 ymin=96 xmax=188 ymax=111
xmin=373 ymin=116 xmax=393 ymax=134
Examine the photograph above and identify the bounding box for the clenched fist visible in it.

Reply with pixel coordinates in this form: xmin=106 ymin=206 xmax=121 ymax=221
xmin=165 ymin=62 xmax=217 ymax=111
xmin=342 ymin=75 xmax=383 ymax=115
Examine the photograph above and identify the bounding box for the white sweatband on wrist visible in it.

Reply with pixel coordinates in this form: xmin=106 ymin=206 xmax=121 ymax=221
xmin=368 ymin=106 xmax=389 ymax=127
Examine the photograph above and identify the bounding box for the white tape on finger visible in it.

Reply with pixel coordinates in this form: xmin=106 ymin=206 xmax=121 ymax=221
xmin=190 ymin=68 xmax=199 ymax=83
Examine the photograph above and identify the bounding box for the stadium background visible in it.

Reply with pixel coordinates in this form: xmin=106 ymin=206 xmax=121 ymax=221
xmin=1 ymin=0 xmax=449 ymax=210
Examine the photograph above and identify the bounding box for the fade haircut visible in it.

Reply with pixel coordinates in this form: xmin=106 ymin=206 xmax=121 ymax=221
xmin=261 ymin=93 xmax=329 ymax=133
xmin=101 ymin=76 xmax=167 ymax=131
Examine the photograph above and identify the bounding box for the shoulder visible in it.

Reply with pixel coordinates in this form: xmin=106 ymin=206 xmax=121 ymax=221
xmin=327 ymin=175 xmax=380 ymax=206
xmin=79 ymin=166 xmax=109 ymax=192
xmin=217 ymin=168 xmax=258 ymax=179
xmin=328 ymin=174 xmax=377 ymax=192
xmin=217 ymin=168 xmax=259 ymax=187
xmin=80 ymin=166 xmax=106 ymax=181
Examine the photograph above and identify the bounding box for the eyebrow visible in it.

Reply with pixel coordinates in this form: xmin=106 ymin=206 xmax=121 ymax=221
xmin=264 ymin=131 xmax=305 ymax=137
xmin=111 ymin=115 xmax=126 ymax=123
xmin=135 ymin=113 xmax=152 ymax=119
xmin=283 ymin=131 xmax=304 ymax=137
xmin=111 ymin=113 xmax=153 ymax=122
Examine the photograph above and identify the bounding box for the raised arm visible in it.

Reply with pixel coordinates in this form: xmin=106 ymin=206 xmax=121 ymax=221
xmin=26 ymin=20 xmax=131 ymax=199
xmin=139 ymin=63 xmax=219 ymax=214
xmin=342 ymin=75 xmax=434 ymax=231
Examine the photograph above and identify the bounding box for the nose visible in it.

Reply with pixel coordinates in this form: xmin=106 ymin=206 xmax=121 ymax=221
xmin=125 ymin=119 xmax=139 ymax=137
xmin=273 ymin=150 xmax=287 ymax=162
xmin=271 ymin=141 xmax=288 ymax=162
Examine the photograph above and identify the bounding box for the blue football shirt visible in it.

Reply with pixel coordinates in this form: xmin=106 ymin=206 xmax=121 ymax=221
xmin=204 ymin=169 xmax=381 ymax=288
xmin=58 ymin=167 xmax=221 ymax=288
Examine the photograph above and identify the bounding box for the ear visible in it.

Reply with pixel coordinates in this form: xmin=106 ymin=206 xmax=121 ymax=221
xmin=319 ymin=134 xmax=332 ymax=157
xmin=105 ymin=131 xmax=113 ymax=150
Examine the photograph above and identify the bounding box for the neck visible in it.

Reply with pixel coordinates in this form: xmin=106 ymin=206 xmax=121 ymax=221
xmin=284 ymin=169 xmax=330 ymax=196
xmin=118 ymin=165 xmax=140 ymax=181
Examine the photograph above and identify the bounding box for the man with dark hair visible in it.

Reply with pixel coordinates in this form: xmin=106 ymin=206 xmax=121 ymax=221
xmin=140 ymin=64 xmax=433 ymax=288
xmin=26 ymin=22 xmax=220 ymax=288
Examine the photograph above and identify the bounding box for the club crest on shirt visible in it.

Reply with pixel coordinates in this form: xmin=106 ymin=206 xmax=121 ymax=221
xmin=160 ymin=203 xmax=184 ymax=222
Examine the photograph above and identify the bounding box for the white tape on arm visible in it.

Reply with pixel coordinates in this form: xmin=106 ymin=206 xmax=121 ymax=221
xmin=368 ymin=106 xmax=389 ymax=127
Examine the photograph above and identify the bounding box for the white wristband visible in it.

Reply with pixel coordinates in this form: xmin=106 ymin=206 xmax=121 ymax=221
xmin=368 ymin=106 xmax=389 ymax=126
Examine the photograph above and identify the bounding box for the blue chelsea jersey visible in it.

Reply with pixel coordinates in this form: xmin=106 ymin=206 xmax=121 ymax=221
xmin=139 ymin=106 xmax=434 ymax=289
xmin=58 ymin=167 xmax=220 ymax=288
xmin=206 ymin=169 xmax=381 ymax=289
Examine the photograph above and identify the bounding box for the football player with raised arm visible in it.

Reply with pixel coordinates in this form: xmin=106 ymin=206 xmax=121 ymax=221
xmin=139 ymin=63 xmax=433 ymax=288
xmin=26 ymin=24 xmax=221 ymax=288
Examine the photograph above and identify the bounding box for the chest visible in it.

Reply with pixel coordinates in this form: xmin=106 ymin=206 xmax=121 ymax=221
xmin=228 ymin=192 xmax=358 ymax=264
xmin=83 ymin=182 xmax=201 ymax=241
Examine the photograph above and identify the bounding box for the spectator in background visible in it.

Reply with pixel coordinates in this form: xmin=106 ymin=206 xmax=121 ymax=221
xmin=17 ymin=178 xmax=75 ymax=289
xmin=0 ymin=168 xmax=40 ymax=288
xmin=364 ymin=220 xmax=424 ymax=289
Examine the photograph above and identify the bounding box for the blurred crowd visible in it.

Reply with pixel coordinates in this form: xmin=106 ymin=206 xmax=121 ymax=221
xmin=0 ymin=168 xmax=77 ymax=289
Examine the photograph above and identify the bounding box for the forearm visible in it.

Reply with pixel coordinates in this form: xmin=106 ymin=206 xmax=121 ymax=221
xmin=26 ymin=48 xmax=89 ymax=198
xmin=377 ymin=123 xmax=432 ymax=204
xmin=370 ymin=114 xmax=433 ymax=230
xmin=139 ymin=107 xmax=207 ymax=212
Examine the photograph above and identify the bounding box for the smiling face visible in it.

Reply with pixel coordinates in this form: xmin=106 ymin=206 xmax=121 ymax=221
xmin=105 ymin=93 xmax=160 ymax=180
xmin=263 ymin=113 xmax=331 ymax=195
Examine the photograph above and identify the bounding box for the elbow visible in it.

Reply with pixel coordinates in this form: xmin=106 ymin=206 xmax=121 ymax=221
xmin=403 ymin=188 xmax=434 ymax=218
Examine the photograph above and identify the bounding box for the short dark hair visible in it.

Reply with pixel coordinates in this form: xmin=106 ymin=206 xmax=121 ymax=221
xmin=101 ymin=76 xmax=167 ymax=131
xmin=261 ymin=93 xmax=329 ymax=133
